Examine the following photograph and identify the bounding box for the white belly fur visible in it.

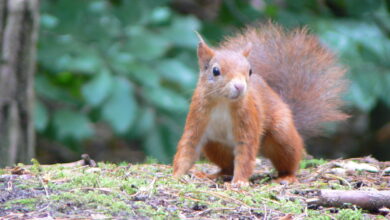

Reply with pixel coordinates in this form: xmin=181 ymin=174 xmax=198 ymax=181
xmin=204 ymin=102 xmax=236 ymax=148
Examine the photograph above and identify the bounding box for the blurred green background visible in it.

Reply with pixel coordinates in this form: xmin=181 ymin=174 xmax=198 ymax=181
xmin=36 ymin=0 xmax=390 ymax=164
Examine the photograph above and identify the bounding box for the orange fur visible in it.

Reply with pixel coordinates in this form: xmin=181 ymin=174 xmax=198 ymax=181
xmin=173 ymin=23 xmax=348 ymax=185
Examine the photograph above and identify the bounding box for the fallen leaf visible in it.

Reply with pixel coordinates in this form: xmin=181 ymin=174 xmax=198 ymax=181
xmin=11 ymin=166 xmax=30 ymax=175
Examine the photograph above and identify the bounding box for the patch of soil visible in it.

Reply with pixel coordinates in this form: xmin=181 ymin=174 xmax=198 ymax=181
xmin=0 ymin=175 xmax=47 ymax=216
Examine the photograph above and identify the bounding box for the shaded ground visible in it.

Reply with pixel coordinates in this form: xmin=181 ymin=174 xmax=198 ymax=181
xmin=0 ymin=157 xmax=389 ymax=219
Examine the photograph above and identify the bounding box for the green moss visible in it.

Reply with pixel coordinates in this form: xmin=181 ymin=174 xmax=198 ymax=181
xmin=0 ymin=161 xmax=378 ymax=219
xmin=336 ymin=209 xmax=363 ymax=219
xmin=133 ymin=201 xmax=171 ymax=218
xmin=374 ymin=215 xmax=387 ymax=220
xmin=51 ymin=191 xmax=131 ymax=214
xmin=30 ymin=158 xmax=42 ymax=173
xmin=16 ymin=181 xmax=41 ymax=190
xmin=6 ymin=198 xmax=39 ymax=210
xmin=306 ymin=211 xmax=332 ymax=220
xmin=300 ymin=158 xmax=327 ymax=169
xmin=11 ymin=198 xmax=37 ymax=205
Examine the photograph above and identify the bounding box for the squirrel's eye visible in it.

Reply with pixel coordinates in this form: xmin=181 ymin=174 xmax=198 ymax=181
xmin=249 ymin=69 xmax=252 ymax=76
xmin=212 ymin=67 xmax=220 ymax=76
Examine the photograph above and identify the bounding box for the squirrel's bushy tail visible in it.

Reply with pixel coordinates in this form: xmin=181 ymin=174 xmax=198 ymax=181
xmin=222 ymin=23 xmax=348 ymax=138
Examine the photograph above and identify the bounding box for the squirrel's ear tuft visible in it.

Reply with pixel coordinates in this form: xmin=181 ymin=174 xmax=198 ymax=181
xmin=194 ymin=31 xmax=205 ymax=43
xmin=195 ymin=32 xmax=214 ymax=69
xmin=242 ymin=43 xmax=252 ymax=57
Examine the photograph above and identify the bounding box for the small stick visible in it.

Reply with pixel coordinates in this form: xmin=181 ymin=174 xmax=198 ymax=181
xmin=195 ymin=207 xmax=236 ymax=217
xmin=324 ymin=174 xmax=352 ymax=189
xmin=21 ymin=154 xmax=97 ymax=169
xmin=194 ymin=190 xmax=253 ymax=209
xmin=307 ymin=189 xmax=390 ymax=211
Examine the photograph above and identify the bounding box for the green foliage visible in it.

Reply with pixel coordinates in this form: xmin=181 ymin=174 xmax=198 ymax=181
xmin=316 ymin=20 xmax=390 ymax=111
xmin=36 ymin=0 xmax=390 ymax=162
xmin=34 ymin=100 xmax=49 ymax=132
xmin=37 ymin=0 xmax=199 ymax=162
xmin=53 ymin=110 xmax=93 ymax=141
xmin=101 ymin=76 xmax=137 ymax=133
xmin=81 ymin=69 xmax=112 ymax=107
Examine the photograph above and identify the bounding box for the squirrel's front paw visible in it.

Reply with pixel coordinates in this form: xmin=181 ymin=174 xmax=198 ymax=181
xmin=229 ymin=178 xmax=250 ymax=188
xmin=274 ymin=175 xmax=298 ymax=185
xmin=173 ymin=168 xmax=185 ymax=179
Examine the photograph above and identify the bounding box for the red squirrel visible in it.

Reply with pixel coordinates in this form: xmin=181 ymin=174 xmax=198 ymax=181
xmin=172 ymin=23 xmax=348 ymax=186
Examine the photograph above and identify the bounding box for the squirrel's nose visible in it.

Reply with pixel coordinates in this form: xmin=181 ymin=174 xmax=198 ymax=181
xmin=234 ymin=83 xmax=245 ymax=93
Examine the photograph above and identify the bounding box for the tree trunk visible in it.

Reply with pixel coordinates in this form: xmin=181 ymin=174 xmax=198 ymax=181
xmin=0 ymin=0 xmax=39 ymax=167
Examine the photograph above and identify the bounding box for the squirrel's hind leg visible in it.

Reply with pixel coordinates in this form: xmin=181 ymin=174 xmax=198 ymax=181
xmin=262 ymin=122 xmax=304 ymax=184
xmin=202 ymin=141 xmax=234 ymax=179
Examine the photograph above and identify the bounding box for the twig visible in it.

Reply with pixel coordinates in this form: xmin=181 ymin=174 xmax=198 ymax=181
xmin=147 ymin=177 xmax=157 ymax=197
xmin=324 ymin=174 xmax=352 ymax=189
xmin=236 ymin=188 xmax=281 ymax=205
xmin=192 ymin=190 xmax=253 ymax=209
xmin=38 ymin=176 xmax=50 ymax=198
xmin=177 ymin=193 xmax=214 ymax=206
xmin=7 ymin=176 xmax=13 ymax=191
xmin=307 ymin=189 xmax=390 ymax=211
xmin=69 ymin=187 xmax=136 ymax=200
xmin=36 ymin=174 xmax=52 ymax=212
xmin=133 ymin=176 xmax=157 ymax=198
xmin=194 ymin=207 xmax=236 ymax=217
xmin=70 ymin=187 xmax=116 ymax=193
xmin=22 ymin=154 xmax=97 ymax=169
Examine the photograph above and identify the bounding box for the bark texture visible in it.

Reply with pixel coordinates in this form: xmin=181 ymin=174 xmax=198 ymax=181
xmin=0 ymin=0 xmax=39 ymax=167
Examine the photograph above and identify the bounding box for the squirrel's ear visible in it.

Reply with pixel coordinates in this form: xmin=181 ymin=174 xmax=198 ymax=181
xmin=195 ymin=31 xmax=214 ymax=69
xmin=242 ymin=43 xmax=252 ymax=57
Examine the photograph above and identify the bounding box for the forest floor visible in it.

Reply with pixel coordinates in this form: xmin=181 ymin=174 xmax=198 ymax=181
xmin=0 ymin=156 xmax=389 ymax=219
